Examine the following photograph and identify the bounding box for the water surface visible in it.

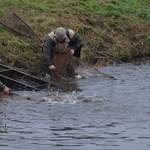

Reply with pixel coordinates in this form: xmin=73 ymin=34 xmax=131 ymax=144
xmin=0 ymin=61 xmax=150 ymax=150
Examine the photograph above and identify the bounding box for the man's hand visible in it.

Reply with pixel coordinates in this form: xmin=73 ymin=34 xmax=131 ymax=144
xmin=3 ymin=86 xmax=9 ymax=94
xmin=69 ymin=49 xmax=75 ymax=55
xmin=49 ymin=65 xmax=56 ymax=70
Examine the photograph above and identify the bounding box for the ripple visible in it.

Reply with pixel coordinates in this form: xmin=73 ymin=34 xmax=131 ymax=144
xmin=1 ymin=63 xmax=150 ymax=150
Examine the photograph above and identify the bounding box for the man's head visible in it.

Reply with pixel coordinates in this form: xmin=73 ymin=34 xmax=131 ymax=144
xmin=55 ymin=27 xmax=70 ymax=43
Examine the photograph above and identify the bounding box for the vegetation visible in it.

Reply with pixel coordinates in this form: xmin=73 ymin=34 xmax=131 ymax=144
xmin=0 ymin=0 xmax=150 ymax=76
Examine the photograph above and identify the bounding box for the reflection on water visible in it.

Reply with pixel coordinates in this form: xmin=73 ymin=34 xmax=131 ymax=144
xmin=0 ymin=61 xmax=150 ymax=150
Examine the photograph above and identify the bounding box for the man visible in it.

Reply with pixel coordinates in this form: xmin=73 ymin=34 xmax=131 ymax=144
xmin=42 ymin=27 xmax=82 ymax=80
xmin=0 ymin=81 xmax=9 ymax=94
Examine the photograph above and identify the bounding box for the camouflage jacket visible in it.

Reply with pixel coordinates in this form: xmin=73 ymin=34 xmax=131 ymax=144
xmin=43 ymin=29 xmax=82 ymax=67
xmin=0 ymin=81 xmax=5 ymax=93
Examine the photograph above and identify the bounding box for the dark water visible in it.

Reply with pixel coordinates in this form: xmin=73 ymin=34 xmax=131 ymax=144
xmin=0 ymin=61 xmax=150 ymax=150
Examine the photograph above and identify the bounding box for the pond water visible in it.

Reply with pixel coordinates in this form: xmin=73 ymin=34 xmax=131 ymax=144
xmin=0 ymin=60 xmax=150 ymax=150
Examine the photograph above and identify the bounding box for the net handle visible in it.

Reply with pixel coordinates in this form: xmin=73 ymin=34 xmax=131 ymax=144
xmin=13 ymin=12 xmax=43 ymax=44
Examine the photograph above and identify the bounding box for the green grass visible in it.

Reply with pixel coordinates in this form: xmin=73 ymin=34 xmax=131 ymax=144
xmin=1 ymin=0 xmax=149 ymax=19
xmin=0 ymin=0 xmax=150 ymax=75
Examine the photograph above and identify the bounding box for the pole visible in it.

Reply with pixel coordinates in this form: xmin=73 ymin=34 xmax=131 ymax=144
xmin=89 ymin=45 xmax=125 ymax=64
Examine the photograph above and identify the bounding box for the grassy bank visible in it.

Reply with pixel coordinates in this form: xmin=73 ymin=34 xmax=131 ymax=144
xmin=0 ymin=0 xmax=150 ymax=75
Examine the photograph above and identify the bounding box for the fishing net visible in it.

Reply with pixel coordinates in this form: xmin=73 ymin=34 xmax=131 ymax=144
xmin=0 ymin=12 xmax=43 ymax=46
xmin=51 ymin=52 xmax=75 ymax=79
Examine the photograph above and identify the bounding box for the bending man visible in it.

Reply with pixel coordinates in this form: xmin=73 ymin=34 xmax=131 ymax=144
xmin=43 ymin=27 xmax=82 ymax=80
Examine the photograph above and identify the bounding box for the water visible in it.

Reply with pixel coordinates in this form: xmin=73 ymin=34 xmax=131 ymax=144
xmin=0 ymin=61 xmax=150 ymax=150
